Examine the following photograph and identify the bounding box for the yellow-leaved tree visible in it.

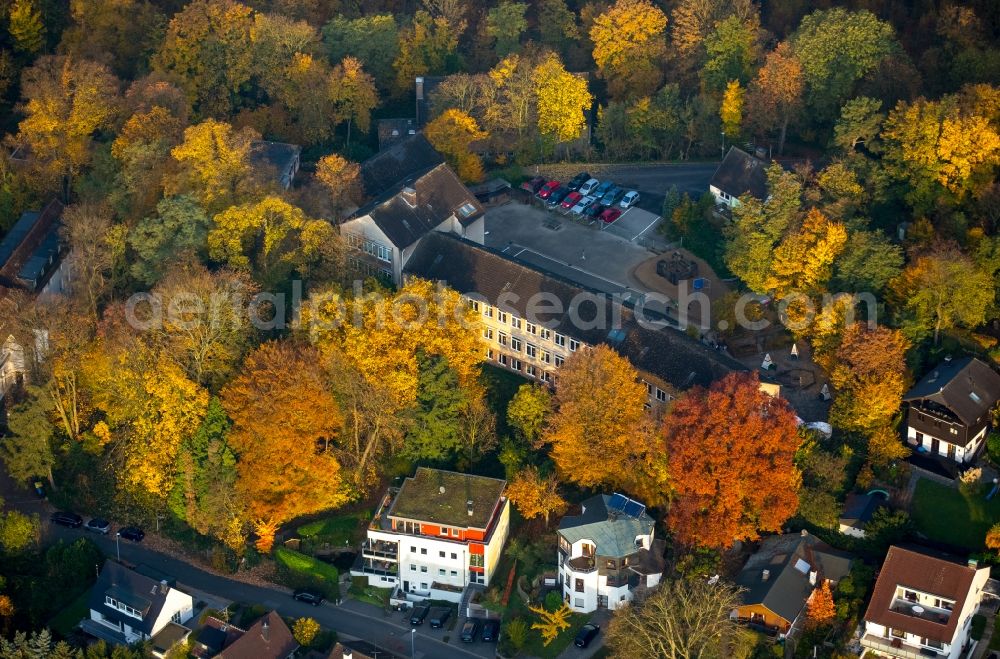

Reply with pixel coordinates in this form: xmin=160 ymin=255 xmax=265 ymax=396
xmin=533 ymin=52 xmax=592 ymax=145
xmin=506 ymin=466 xmax=566 ymax=526
xmin=529 ymin=602 xmax=573 ymax=646
xmin=166 ymin=119 xmax=257 ymax=213
xmin=766 ymin=208 xmax=848 ymax=298
xmin=423 ymin=109 xmax=487 ymax=183
xmin=828 ymin=323 xmax=909 ymax=434
xmin=720 ymin=80 xmax=744 ymax=140
xmin=590 ymin=0 xmax=667 ymax=99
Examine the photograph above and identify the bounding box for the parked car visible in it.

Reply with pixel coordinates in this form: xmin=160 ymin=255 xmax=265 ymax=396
xmin=574 ymin=623 xmax=601 ymax=648
xmin=620 ymin=190 xmax=640 ymax=209
xmin=50 ymin=511 xmax=83 ymax=528
xmin=481 ymin=619 xmax=500 ymax=642
xmin=536 ymin=180 xmax=561 ymax=199
xmin=118 ymin=526 xmax=145 ymax=542
xmin=429 ymin=607 xmax=452 ymax=628
xmin=520 ymin=176 xmax=545 ymax=193
xmin=461 ymin=619 xmax=481 ymax=642
xmin=600 ymin=208 xmax=622 ymax=224
xmin=546 ymin=186 xmax=571 ymax=207
xmin=571 ymin=195 xmax=597 ymax=215
xmin=409 ymin=605 xmax=430 ymax=625
xmin=592 ymin=181 xmax=615 ymax=199
xmin=601 ymin=186 xmax=624 ymax=206
xmin=560 ymin=191 xmax=583 ymax=209
xmin=293 ymin=589 xmax=325 ymax=606
xmin=567 ymin=172 xmax=590 ymax=190
xmin=578 ymin=178 xmax=600 ymax=196
xmin=582 ymin=202 xmax=605 ymax=220
xmin=85 ymin=518 xmax=111 ymax=534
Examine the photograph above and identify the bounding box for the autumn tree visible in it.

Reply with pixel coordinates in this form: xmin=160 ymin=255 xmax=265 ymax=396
xmin=331 ymin=57 xmax=379 ymax=148
xmin=61 ymin=201 xmax=127 ymax=320
xmin=664 ymin=372 xmax=801 ymax=548
xmin=152 ymin=0 xmax=254 ymax=117
xmin=13 ymin=56 xmax=120 ymax=196
xmin=293 ymin=617 xmax=320 ymax=647
xmin=605 ymin=576 xmax=743 ymax=658
xmin=111 ymin=106 xmax=186 ymax=221
xmin=314 ymin=154 xmax=363 ymax=218
xmin=590 ymin=0 xmax=668 ymax=99
xmin=166 ymin=120 xmax=257 ymax=214
xmin=322 ymin=14 xmax=399 ymax=93
xmin=393 ymin=10 xmax=460 ymax=94
xmin=719 ymin=80 xmax=744 ymax=140
xmin=766 ymin=208 xmax=848 ymax=298
xmin=987 ymin=523 xmax=1000 ymax=555
xmin=8 ymin=0 xmax=45 ymax=54
xmin=745 ymin=42 xmax=803 ymax=154
xmin=506 ymin=466 xmax=566 ymax=526
xmin=60 ymin=0 xmax=165 ymax=79
xmin=868 ymin=425 xmax=910 ymax=469
xmin=486 ymin=1 xmax=529 ymax=58
xmin=1 ymin=386 xmax=56 ymax=489
xmin=806 ymin=581 xmax=836 ymax=629
xmin=529 ymin=602 xmax=572 ymax=646
xmin=828 ymin=323 xmax=909 ymax=434
xmin=507 ymin=384 xmax=552 ymax=445
xmin=128 ymin=195 xmax=212 ymax=286
xmin=423 ymin=109 xmax=486 ymax=182
xmin=534 ymin=52 xmax=593 ymax=147
xmin=544 ymin=345 xmax=653 ymax=491
xmin=889 ymin=244 xmax=993 ymax=344
xmin=222 ymin=340 xmax=351 ymax=526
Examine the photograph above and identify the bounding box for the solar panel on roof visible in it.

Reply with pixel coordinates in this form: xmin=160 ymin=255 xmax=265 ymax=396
xmin=608 ymin=493 xmax=628 ymax=513
xmin=623 ymin=499 xmax=646 ymax=519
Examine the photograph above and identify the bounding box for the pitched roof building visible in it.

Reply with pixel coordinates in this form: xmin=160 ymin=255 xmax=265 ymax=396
xmin=249 ymin=141 xmax=301 ymax=190
xmin=359 ymin=133 xmax=445 ymax=198
xmin=709 ymin=147 xmax=769 ymax=208
xmin=215 ymin=611 xmax=297 ymax=659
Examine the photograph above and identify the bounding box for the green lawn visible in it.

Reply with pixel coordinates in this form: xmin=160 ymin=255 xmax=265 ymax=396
xmin=502 ymin=593 xmax=590 ymax=658
xmin=348 ymin=576 xmax=391 ymax=607
xmin=48 ymin=590 xmax=90 ymax=638
xmin=911 ymin=478 xmax=1000 ymax=549
xmin=275 ymin=547 xmax=339 ymax=586
xmin=297 ymin=513 xmax=366 ymax=545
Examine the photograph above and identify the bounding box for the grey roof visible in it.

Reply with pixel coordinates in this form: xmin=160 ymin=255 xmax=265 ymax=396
xmin=353 ymin=163 xmax=483 ymax=250
xmin=0 ymin=210 xmax=40 ymax=268
xmin=710 ymin=147 xmax=769 ymax=200
xmin=558 ymin=494 xmax=655 ymax=558
xmin=88 ymin=560 xmax=172 ymax=637
xmin=249 ymin=141 xmax=300 ymax=172
xmin=359 ymin=133 xmax=444 ymax=197
xmin=903 ymin=356 xmax=1000 ymax=426
xmin=0 ymin=199 xmax=64 ymax=292
xmin=404 ymin=232 xmax=747 ymax=390
xmin=736 ymin=533 xmax=853 ymax=625
xmin=377 ymin=118 xmax=419 ymax=150
xmin=839 ymin=492 xmax=886 ymax=529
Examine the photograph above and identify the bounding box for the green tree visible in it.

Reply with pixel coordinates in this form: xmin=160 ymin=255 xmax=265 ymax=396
xmin=0 ymin=509 xmax=39 ymax=553
xmin=833 ymin=97 xmax=885 ymax=152
xmin=403 ymin=352 xmax=470 ymax=461
xmin=322 ymin=14 xmax=399 ymax=93
xmin=537 ymin=0 xmax=579 ymax=52
xmin=59 ymin=0 xmax=165 ymax=79
xmin=8 ymin=0 xmax=45 ymax=54
xmin=700 ymin=15 xmax=760 ymax=93
xmin=486 ymin=1 xmax=528 ymax=58
xmin=832 ymin=230 xmax=903 ymax=294
xmin=792 ymin=9 xmax=898 ymax=122
xmin=1 ymin=386 xmax=56 ymax=489
xmin=507 ymin=384 xmax=552 ymax=445
xmin=393 ymin=10 xmax=460 ymax=94
xmin=128 ymin=195 xmax=211 ymax=286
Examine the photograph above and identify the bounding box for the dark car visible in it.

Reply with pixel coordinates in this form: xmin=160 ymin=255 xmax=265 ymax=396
xmin=118 ymin=526 xmax=145 ymax=542
xmin=50 ymin=511 xmax=83 ymax=528
xmin=574 ymin=623 xmax=600 ymax=648
xmin=546 ymin=186 xmax=570 ymax=207
xmin=592 ymin=181 xmax=615 ymax=199
xmin=85 ymin=518 xmax=111 ymax=534
xmin=601 ymin=186 xmax=624 ymax=206
xmin=582 ymin=203 xmax=605 ymax=220
xmin=567 ymin=172 xmax=590 ymax=190
xmin=536 ymin=180 xmax=561 ymax=199
xmin=429 ymin=607 xmax=452 ymax=628
xmin=409 ymin=605 xmax=430 ymax=626
xmin=293 ymin=589 xmax=325 ymax=606
xmin=481 ymin=619 xmax=500 ymax=642
xmin=460 ymin=619 xmax=481 ymax=643
xmin=520 ymin=176 xmax=545 ymax=193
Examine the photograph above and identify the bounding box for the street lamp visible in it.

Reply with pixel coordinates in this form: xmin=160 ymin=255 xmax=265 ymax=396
xmin=115 ymin=532 xmax=121 ymax=561
xmin=721 ymin=132 xmax=726 ymax=159
xmin=411 ymin=628 xmax=416 ymax=658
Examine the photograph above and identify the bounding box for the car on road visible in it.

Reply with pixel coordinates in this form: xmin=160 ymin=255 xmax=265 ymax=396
xmin=460 ymin=619 xmax=481 ymax=642
xmin=546 ymin=186 xmax=570 ymax=207
xmin=582 ymin=202 xmax=605 ymax=220
xmin=118 ymin=526 xmax=145 ymax=542
xmin=50 ymin=511 xmax=83 ymax=528
xmin=620 ymin=190 xmax=640 ymax=209
xmin=560 ymin=191 xmax=582 ymax=210
xmin=481 ymin=619 xmax=500 ymax=642
xmin=575 ymin=623 xmax=601 ymax=648
xmin=571 ymin=195 xmax=598 ymax=215
xmin=601 ymin=186 xmax=623 ymax=206
xmin=600 ymin=208 xmax=622 ymax=224
xmin=567 ymin=172 xmax=590 ymax=190
xmin=578 ymin=178 xmax=600 ymax=196
xmin=520 ymin=176 xmax=545 ymax=193
xmin=409 ymin=605 xmax=430 ymax=625
xmin=536 ymin=180 xmax=561 ymax=199
xmin=85 ymin=518 xmax=111 ymax=534
xmin=428 ymin=607 xmax=452 ymax=628
xmin=293 ymin=589 xmax=325 ymax=606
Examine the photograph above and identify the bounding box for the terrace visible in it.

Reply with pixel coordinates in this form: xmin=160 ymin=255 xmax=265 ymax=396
xmin=861 ymin=633 xmax=945 ymax=658
xmin=361 ymin=539 xmax=398 ymax=560
xmin=890 ymin=597 xmax=952 ymax=625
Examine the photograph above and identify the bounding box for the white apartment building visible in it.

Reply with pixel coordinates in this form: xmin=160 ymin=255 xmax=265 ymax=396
xmin=352 ymin=468 xmax=510 ymax=603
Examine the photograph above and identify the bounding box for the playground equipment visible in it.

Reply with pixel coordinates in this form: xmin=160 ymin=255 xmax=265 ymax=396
xmin=656 ymin=251 xmax=698 ymax=284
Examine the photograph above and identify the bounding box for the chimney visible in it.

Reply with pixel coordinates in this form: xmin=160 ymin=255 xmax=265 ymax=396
xmin=439 ymin=485 xmax=446 ymax=495
xmin=402 ymin=187 xmax=417 ymax=207
xmin=160 ymin=579 xmax=169 ymax=595
xmin=809 ymin=570 xmax=817 ymax=586
xmin=467 ymin=499 xmax=474 ymax=517
xmin=261 ymin=619 xmax=270 ymax=642
xmin=762 ymin=570 xmax=770 ymax=582
xmin=343 ymin=650 xmax=353 ymax=659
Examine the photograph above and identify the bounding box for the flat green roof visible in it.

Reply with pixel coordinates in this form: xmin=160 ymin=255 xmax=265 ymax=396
xmin=388 ymin=468 xmax=506 ymax=530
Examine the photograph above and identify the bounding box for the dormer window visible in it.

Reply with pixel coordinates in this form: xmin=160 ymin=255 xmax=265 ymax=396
xmin=458 ymin=202 xmax=477 ymax=218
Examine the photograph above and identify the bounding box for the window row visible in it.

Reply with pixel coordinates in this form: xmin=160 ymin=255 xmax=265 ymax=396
xmin=470 ymin=301 xmax=577 ymax=351
xmin=487 ymin=349 xmax=554 ymax=383
xmin=346 ymin=233 xmax=392 ymax=264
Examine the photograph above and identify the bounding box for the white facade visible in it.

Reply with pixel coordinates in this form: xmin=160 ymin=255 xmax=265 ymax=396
xmin=89 ymin=586 xmax=193 ymax=644
xmin=709 ymin=184 xmax=740 ymax=208
xmin=558 ymin=525 xmax=660 ymax=613
xmin=905 ymin=424 xmax=986 ymax=464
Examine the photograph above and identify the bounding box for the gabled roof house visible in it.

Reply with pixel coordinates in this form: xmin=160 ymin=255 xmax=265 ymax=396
xmin=709 ymin=147 xmax=769 ymax=208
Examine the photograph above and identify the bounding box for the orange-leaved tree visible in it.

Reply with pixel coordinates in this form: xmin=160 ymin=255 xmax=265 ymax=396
xmin=222 ymin=340 xmax=351 ymax=529
xmin=663 ymin=372 xmax=801 ymax=548
xmin=506 ymin=466 xmax=567 ymax=526
xmin=423 ymin=108 xmax=487 ymax=182
xmin=805 ymin=580 xmax=836 ymax=629
xmin=828 ymin=322 xmax=909 ymax=434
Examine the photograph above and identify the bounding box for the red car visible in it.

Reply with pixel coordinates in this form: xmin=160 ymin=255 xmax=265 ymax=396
xmin=537 ymin=180 xmax=561 ymax=199
xmin=600 ymin=207 xmax=622 ymax=224
xmin=560 ymin=191 xmax=583 ymax=209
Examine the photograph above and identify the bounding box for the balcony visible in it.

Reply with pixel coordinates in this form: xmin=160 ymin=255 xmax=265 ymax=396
xmin=368 ymin=488 xmax=398 ymax=531
xmin=362 ymin=539 xmax=398 ymax=560
xmin=360 ymin=558 xmax=398 ymax=576
xmin=567 ymin=556 xmax=596 ymax=573
xmin=861 ymin=633 xmax=944 ymax=658
xmin=890 ymin=598 xmax=952 ymax=625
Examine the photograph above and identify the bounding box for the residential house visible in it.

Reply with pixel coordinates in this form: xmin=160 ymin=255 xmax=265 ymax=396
xmin=327 ymin=643 xmax=374 ymax=659
xmin=191 ymin=617 xmax=245 ymax=658
xmin=81 ymin=560 xmax=194 ymax=652
xmin=861 ymin=546 xmax=991 ymax=659
xmin=249 ymin=141 xmax=301 ymax=190
xmin=734 ymin=531 xmax=853 ymax=638
xmin=709 ymin=147 xmax=769 ymax=208
xmin=903 ymin=356 xmax=1000 ymax=464
xmin=351 ymin=467 xmax=510 ymax=603
xmin=557 ymin=493 xmax=664 ymax=613
xmin=215 ymin=611 xmax=297 ymax=659
xmin=0 ymin=199 xmax=72 ymax=402
xmin=839 ymin=491 xmax=888 ymax=538
xmin=404 ymin=231 xmax=747 ymax=407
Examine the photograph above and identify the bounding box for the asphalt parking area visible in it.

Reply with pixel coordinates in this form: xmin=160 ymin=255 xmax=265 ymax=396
xmin=602 ymin=206 xmax=662 ymax=242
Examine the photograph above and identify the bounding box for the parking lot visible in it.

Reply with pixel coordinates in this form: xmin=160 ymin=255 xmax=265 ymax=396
xmin=602 ymin=206 xmax=662 ymax=242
